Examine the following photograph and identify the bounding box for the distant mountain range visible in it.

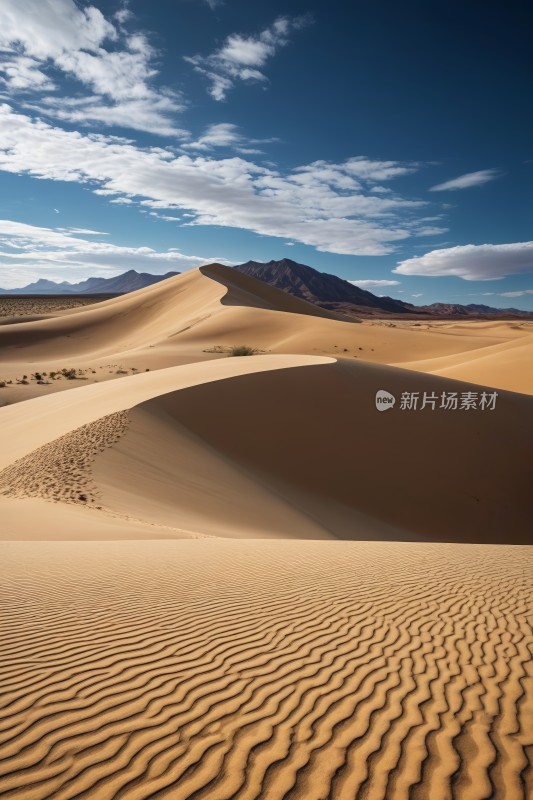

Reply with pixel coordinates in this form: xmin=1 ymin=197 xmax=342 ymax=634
xmin=1 ymin=261 xmax=531 ymax=318
xmin=0 ymin=269 xmax=180 ymax=295
xmin=235 ymin=259 xmax=533 ymax=319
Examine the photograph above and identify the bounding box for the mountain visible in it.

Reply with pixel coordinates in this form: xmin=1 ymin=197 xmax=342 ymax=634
xmin=235 ymin=259 xmax=411 ymax=316
xmin=412 ymin=302 xmax=529 ymax=316
xmin=0 ymin=270 xmax=180 ymax=295
xmin=235 ymin=259 xmax=533 ymax=319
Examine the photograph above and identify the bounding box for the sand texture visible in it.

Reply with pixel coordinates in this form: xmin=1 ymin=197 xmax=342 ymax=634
xmin=1 ymin=540 xmax=532 ymax=800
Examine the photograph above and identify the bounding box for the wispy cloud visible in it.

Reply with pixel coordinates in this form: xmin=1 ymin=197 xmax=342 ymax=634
xmin=394 ymin=241 xmax=533 ymax=280
xmin=429 ymin=168 xmax=501 ymax=192
xmin=185 ymin=16 xmax=311 ymax=100
xmin=349 ymin=279 xmax=401 ymax=289
xmin=0 ymin=0 xmax=185 ymax=135
xmin=0 ymin=105 xmax=431 ymax=256
xmin=182 ymin=122 xmax=278 ymax=154
xmin=183 ymin=123 xmax=242 ymax=150
xmin=500 ymin=289 xmax=533 ymax=298
xmin=0 ymin=219 xmax=231 ymax=288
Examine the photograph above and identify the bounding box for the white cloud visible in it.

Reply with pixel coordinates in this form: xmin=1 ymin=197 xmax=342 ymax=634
xmin=349 ymin=279 xmax=401 ymax=289
xmin=411 ymin=293 xmax=423 ymax=297
xmin=28 ymin=94 xmax=187 ymax=138
xmin=415 ymin=226 xmax=449 ymax=236
xmin=500 ymin=289 xmax=533 ymax=298
xmin=0 ymin=55 xmax=55 ymax=91
xmin=183 ymin=122 xmax=243 ymax=151
xmin=0 ymin=0 xmax=184 ymax=135
xmin=0 ymin=105 xmax=431 ymax=256
xmin=0 ymin=219 xmax=232 ymax=287
xmin=148 ymin=212 xmax=181 ymax=222
xmin=114 ymin=6 xmax=133 ymax=25
xmin=182 ymin=122 xmax=277 ymax=154
xmin=394 ymin=241 xmax=533 ymax=281
xmin=185 ymin=16 xmax=310 ymax=100
xmin=430 ymin=169 xmax=501 ymax=192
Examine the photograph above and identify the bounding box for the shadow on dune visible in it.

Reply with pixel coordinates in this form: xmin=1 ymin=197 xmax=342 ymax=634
xmin=94 ymin=357 xmax=533 ymax=544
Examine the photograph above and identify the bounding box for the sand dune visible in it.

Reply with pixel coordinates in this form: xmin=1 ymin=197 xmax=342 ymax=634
xmin=398 ymin=331 xmax=533 ymax=394
xmin=0 ymin=356 xmax=331 ymax=470
xmin=1 ymin=355 xmax=531 ymax=542
xmin=0 ymin=540 xmax=531 ymax=800
xmin=1 ymin=267 xmax=532 ymax=799
xmin=0 ymin=265 xmax=339 ymax=362
xmin=88 ymin=358 xmax=533 ymax=543
xmin=1 ymin=265 xmax=530 ymax=398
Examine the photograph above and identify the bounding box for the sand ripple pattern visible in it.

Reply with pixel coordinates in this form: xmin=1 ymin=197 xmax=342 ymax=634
xmin=0 ymin=412 xmax=129 ymax=506
xmin=0 ymin=540 xmax=532 ymax=800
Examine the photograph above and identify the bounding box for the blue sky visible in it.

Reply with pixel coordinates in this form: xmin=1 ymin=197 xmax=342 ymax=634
xmin=0 ymin=0 xmax=532 ymax=307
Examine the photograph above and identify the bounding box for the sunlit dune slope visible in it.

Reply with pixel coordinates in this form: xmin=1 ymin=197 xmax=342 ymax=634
xmin=398 ymin=330 xmax=533 ymax=394
xmin=0 ymin=264 xmax=340 ymax=362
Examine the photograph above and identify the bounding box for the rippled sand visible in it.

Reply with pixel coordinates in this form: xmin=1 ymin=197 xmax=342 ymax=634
xmin=1 ymin=540 xmax=532 ymax=800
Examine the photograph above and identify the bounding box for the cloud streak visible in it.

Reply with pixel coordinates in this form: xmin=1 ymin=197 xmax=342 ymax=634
xmin=429 ymin=169 xmax=501 ymax=192
xmin=394 ymin=241 xmax=533 ymax=280
xmin=349 ymin=279 xmax=400 ymax=289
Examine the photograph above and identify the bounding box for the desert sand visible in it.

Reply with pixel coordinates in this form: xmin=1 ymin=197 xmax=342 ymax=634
xmin=1 ymin=265 xmax=532 ymax=798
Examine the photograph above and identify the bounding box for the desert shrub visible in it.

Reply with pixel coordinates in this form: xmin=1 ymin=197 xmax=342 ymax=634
xmin=61 ymin=368 xmax=77 ymax=380
xmin=203 ymin=345 xmax=228 ymax=354
xmin=0 ymin=381 xmax=6 ymax=388
xmin=115 ymin=369 xmax=129 ymax=374
xmin=229 ymin=345 xmax=260 ymax=357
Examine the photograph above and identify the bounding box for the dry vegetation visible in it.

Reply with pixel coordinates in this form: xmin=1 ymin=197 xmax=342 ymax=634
xmin=0 ymin=294 xmax=115 ymax=318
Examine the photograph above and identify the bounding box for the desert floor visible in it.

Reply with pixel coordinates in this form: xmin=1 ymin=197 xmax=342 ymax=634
xmin=1 ymin=265 xmax=532 ymax=799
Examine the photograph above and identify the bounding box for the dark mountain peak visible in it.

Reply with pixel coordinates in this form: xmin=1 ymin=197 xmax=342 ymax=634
xmin=235 ymin=259 xmax=411 ymax=314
